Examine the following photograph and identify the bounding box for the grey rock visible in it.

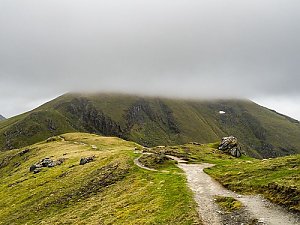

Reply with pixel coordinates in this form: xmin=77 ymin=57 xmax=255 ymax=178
xmin=80 ymin=156 xmax=95 ymax=165
xmin=29 ymin=163 xmax=42 ymax=172
xmin=41 ymin=158 xmax=53 ymax=167
xmin=29 ymin=164 xmax=37 ymax=172
xmin=219 ymin=136 xmax=238 ymax=150
xmin=219 ymin=136 xmax=242 ymax=158
xmin=48 ymin=158 xmax=65 ymax=167
xmin=189 ymin=142 xmax=202 ymax=145
xmin=30 ymin=157 xmax=65 ymax=172
xmin=33 ymin=168 xmax=41 ymax=174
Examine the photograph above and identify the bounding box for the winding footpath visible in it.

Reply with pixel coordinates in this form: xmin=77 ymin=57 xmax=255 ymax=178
xmin=134 ymin=153 xmax=300 ymax=225
xmin=178 ymin=163 xmax=300 ymax=225
xmin=134 ymin=153 xmax=158 ymax=172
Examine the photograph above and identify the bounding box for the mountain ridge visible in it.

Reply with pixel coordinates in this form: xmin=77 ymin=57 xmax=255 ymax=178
xmin=0 ymin=92 xmax=300 ymax=158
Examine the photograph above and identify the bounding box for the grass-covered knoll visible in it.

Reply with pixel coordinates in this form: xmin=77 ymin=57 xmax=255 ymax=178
xmin=0 ymin=133 xmax=200 ymax=225
xmin=138 ymin=153 xmax=177 ymax=170
xmin=1 ymin=93 xmax=300 ymax=158
xmin=214 ymin=196 xmax=243 ymax=212
xmin=147 ymin=143 xmax=300 ymax=212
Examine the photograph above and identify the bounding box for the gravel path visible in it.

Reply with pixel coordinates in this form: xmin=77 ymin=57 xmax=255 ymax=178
xmin=133 ymin=153 xmax=158 ymax=172
xmin=178 ymin=163 xmax=300 ymax=225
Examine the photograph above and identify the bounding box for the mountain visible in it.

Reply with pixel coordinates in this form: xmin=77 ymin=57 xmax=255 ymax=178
xmin=0 ymin=115 xmax=5 ymax=121
xmin=0 ymin=93 xmax=300 ymax=158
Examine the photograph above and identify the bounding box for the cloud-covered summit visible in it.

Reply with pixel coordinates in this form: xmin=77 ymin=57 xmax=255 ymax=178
xmin=0 ymin=0 xmax=300 ymax=118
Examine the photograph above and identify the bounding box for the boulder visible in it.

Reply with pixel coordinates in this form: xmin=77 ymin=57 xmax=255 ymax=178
xmin=41 ymin=158 xmax=53 ymax=167
xmin=33 ymin=168 xmax=42 ymax=174
xmin=29 ymin=164 xmax=42 ymax=172
xmin=80 ymin=156 xmax=95 ymax=165
xmin=29 ymin=157 xmax=65 ymax=172
xmin=219 ymin=136 xmax=238 ymax=150
xmin=48 ymin=158 xmax=65 ymax=167
xmin=218 ymin=136 xmax=242 ymax=158
xmin=230 ymin=146 xmax=242 ymax=158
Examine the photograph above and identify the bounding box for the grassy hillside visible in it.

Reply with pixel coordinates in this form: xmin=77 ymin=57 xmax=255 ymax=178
xmin=146 ymin=143 xmax=300 ymax=212
xmin=0 ymin=133 xmax=200 ymax=225
xmin=1 ymin=93 xmax=300 ymax=158
xmin=0 ymin=133 xmax=299 ymax=224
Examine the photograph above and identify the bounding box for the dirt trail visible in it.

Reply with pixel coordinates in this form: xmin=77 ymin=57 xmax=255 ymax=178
xmin=133 ymin=153 xmax=158 ymax=172
xmin=178 ymin=163 xmax=300 ymax=225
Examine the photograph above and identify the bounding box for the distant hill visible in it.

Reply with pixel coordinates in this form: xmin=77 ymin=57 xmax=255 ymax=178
xmin=0 ymin=93 xmax=300 ymax=158
xmin=0 ymin=115 xmax=5 ymax=121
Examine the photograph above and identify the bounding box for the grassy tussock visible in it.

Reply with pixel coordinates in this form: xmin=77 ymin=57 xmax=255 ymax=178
xmin=138 ymin=153 xmax=177 ymax=170
xmin=214 ymin=196 xmax=243 ymax=212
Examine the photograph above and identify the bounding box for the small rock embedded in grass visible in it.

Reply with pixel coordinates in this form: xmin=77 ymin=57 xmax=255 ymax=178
xmin=33 ymin=168 xmax=42 ymax=174
xmin=80 ymin=156 xmax=95 ymax=165
xmin=91 ymin=145 xmax=97 ymax=149
xmin=188 ymin=142 xmax=202 ymax=146
xmin=19 ymin=149 xmax=30 ymax=156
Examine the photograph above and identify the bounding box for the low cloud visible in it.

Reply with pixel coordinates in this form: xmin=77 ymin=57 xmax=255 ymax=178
xmin=0 ymin=0 xmax=300 ymax=119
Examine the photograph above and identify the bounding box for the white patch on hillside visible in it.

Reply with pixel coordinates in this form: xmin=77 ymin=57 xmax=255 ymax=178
xmin=219 ymin=111 xmax=226 ymax=114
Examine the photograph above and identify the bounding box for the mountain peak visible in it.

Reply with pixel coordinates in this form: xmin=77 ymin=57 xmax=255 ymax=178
xmin=1 ymin=93 xmax=300 ymax=158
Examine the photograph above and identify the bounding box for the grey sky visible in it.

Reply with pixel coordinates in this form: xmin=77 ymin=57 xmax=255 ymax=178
xmin=0 ymin=0 xmax=300 ymax=120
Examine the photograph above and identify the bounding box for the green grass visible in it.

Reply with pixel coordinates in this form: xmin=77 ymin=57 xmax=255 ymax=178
xmin=0 ymin=133 xmax=200 ymax=225
xmin=0 ymin=131 xmax=299 ymax=224
xmin=206 ymin=154 xmax=300 ymax=212
xmin=147 ymin=143 xmax=300 ymax=212
xmin=214 ymin=196 xmax=243 ymax=212
xmin=138 ymin=153 xmax=178 ymax=170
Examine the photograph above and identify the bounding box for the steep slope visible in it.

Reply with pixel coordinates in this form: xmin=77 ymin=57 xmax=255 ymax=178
xmin=0 ymin=115 xmax=5 ymax=121
xmin=0 ymin=133 xmax=199 ymax=225
xmin=0 ymin=93 xmax=300 ymax=158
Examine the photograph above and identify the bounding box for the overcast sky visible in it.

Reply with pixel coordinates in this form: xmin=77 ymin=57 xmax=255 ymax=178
xmin=1 ymin=0 xmax=300 ymax=120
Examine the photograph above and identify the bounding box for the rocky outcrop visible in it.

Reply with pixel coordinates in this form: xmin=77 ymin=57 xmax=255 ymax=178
xmin=66 ymin=98 xmax=123 ymax=138
xmin=0 ymin=115 xmax=5 ymax=121
xmin=125 ymin=99 xmax=180 ymax=135
xmin=30 ymin=158 xmax=65 ymax=173
xmin=219 ymin=136 xmax=242 ymax=158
